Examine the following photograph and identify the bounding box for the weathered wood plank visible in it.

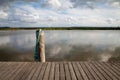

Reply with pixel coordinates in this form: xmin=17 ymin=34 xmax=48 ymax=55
xmin=99 ymin=62 xmax=120 ymax=80
xmin=25 ymin=63 xmax=39 ymax=80
xmin=5 ymin=62 xmax=24 ymax=80
xmin=60 ymin=62 xmax=65 ymax=80
xmin=20 ymin=62 xmax=35 ymax=80
xmin=11 ymin=62 xmax=31 ymax=80
xmin=0 ymin=62 xmax=7 ymax=70
xmin=84 ymin=62 xmax=101 ymax=80
xmin=108 ymin=62 xmax=120 ymax=73
xmin=0 ymin=62 xmax=119 ymax=80
xmin=91 ymin=62 xmax=112 ymax=80
xmin=72 ymin=62 xmax=83 ymax=80
xmin=38 ymin=63 xmax=47 ymax=80
xmin=64 ymin=62 xmax=71 ymax=80
xmin=95 ymin=62 xmax=118 ymax=80
xmin=49 ymin=62 xmax=55 ymax=80
xmin=105 ymin=63 xmax=120 ymax=76
xmin=55 ymin=62 xmax=60 ymax=80
xmin=68 ymin=62 xmax=77 ymax=80
xmin=88 ymin=62 xmax=106 ymax=80
xmin=43 ymin=62 xmax=51 ymax=80
xmin=31 ymin=62 xmax=43 ymax=80
xmin=80 ymin=62 xmax=95 ymax=80
xmin=0 ymin=62 xmax=12 ymax=78
xmin=76 ymin=62 xmax=89 ymax=80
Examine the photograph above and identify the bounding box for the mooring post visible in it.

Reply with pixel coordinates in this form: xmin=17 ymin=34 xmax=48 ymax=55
xmin=34 ymin=29 xmax=46 ymax=62
xmin=39 ymin=30 xmax=46 ymax=62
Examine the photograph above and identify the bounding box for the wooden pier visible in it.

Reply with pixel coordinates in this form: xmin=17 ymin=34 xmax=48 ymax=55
xmin=0 ymin=62 xmax=119 ymax=80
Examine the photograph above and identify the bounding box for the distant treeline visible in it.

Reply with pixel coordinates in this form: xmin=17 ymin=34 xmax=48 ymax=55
xmin=0 ymin=27 xmax=120 ymax=30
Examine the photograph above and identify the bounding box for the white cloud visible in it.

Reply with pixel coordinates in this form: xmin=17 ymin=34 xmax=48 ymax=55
xmin=59 ymin=0 xmax=73 ymax=9
xmin=45 ymin=0 xmax=62 ymax=9
xmin=5 ymin=7 xmax=120 ymax=27
xmin=111 ymin=2 xmax=120 ymax=8
xmin=0 ymin=0 xmax=120 ymax=27
xmin=0 ymin=10 xmax=8 ymax=19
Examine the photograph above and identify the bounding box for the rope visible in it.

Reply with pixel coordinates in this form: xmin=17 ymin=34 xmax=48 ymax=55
xmin=34 ymin=29 xmax=41 ymax=61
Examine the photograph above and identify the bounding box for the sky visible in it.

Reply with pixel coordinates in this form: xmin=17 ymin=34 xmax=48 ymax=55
xmin=0 ymin=0 xmax=120 ymax=27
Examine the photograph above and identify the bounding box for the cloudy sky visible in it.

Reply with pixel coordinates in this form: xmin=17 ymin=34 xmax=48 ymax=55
xmin=0 ymin=0 xmax=120 ymax=27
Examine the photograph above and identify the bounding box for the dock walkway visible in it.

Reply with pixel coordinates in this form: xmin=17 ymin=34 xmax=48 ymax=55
xmin=0 ymin=62 xmax=119 ymax=80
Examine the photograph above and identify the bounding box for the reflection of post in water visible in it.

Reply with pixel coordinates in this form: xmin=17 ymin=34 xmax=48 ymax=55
xmin=34 ymin=29 xmax=46 ymax=62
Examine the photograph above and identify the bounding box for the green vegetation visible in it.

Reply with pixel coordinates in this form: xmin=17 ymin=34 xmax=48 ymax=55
xmin=0 ymin=27 xmax=120 ymax=30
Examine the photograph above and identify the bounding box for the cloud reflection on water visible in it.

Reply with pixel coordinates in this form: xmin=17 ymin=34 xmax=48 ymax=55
xmin=0 ymin=30 xmax=120 ymax=61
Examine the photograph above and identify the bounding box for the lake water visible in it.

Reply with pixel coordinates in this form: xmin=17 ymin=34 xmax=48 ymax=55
xmin=0 ymin=30 xmax=120 ymax=62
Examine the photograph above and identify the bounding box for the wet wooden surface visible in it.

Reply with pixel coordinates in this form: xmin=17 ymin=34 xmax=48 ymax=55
xmin=0 ymin=62 xmax=119 ymax=80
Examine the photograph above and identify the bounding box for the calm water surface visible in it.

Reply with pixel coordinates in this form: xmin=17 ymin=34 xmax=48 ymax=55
xmin=0 ymin=30 xmax=120 ymax=61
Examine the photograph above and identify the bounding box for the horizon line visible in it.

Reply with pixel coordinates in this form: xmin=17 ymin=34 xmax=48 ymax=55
xmin=0 ymin=26 xmax=120 ymax=30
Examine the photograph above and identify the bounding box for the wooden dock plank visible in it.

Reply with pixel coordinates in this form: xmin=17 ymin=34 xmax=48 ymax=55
xmin=80 ymin=62 xmax=95 ymax=80
xmin=60 ymin=62 xmax=65 ymax=80
xmin=99 ymin=62 xmax=120 ymax=80
xmin=72 ymin=62 xmax=83 ymax=80
xmin=105 ymin=63 xmax=120 ymax=77
xmin=104 ymin=63 xmax=120 ymax=76
xmin=76 ymin=62 xmax=89 ymax=80
xmin=38 ymin=63 xmax=47 ymax=80
xmin=91 ymin=62 xmax=113 ymax=80
xmin=84 ymin=62 xmax=101 ymax=80
xmin=55 ymin=62 xmax=60 ymax=80
xmin=108 ymin=63 xmax=120 ymax=73
xmin=0 ymin=62 xmax=119 ymax=80
xmin=95 ymin=62 xmax=117 ymax=80
xmin=20 ymin=62 xmax=35 ymax=80
xmin=68 ymin=62 xmax=77 ymax=80
xmin=110 ymin=62 xmax=120 ymax=70
xmin=11 ymin=62 xmax=31 ymax=80
xmin=31 ymin=62 xmax=43 ymax=80
xmin=64 ymin=62 xmax=71 ymax=80
xmin=0 ymin=62 xmax=8 ymax=71
xmin=49 ymin=62 xmax=55 ymax=80
xmin=26 ymin=63 xmax=40 ymax=80
xmin=43 ymin=62 xmax=51 ymax=80
xmin=88 ymin=62 xmax=106 ymax=80
xmin=5 ymin=62 xmax=24 ymax=80
xmin=0 ymin=62 xmax=12 ymax=78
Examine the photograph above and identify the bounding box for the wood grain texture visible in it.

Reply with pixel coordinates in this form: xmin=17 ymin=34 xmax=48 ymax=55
xmin=0 ymin=62 xmax=119 ymax=80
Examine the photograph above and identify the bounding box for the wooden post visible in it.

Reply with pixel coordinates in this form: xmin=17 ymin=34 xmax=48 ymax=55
xmin=39 ymin=30 xmax=46 ymax=62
